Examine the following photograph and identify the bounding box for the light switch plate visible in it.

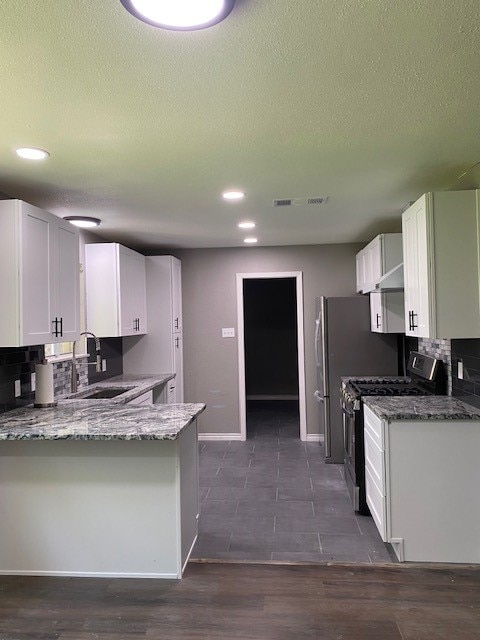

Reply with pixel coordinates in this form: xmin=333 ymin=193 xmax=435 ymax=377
xmin=102 ymin=359 xmax=107 ymax=372
xmin=14 ymin=379 xmax=21 ymax=397
xmin=222 ymin=327 xmax=235 ymax=338
xmin=31 ymin=372 xmax=36 ymax=392
xmin=458 ymin=360 xmax=464 ymax=380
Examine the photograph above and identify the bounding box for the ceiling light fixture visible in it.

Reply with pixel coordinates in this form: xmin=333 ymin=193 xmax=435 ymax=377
xmin=15 ymin=147 xmax=50 ymax=160
xmin=120 ymin=0 xmax=236 ymax=30
xmin=238 ymin=221 xmax=255 ymax=229
xmin=244 ymin=237 xmax=257 ymax=244
xmin=63 ymin=216 xmax=101 ymax=228
xmin=223 ymin=190 xmax=245 ymax=201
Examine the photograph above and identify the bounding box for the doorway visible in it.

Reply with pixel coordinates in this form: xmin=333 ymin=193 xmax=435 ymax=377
xmin=236 ymin=271 xmax=307 ymax=441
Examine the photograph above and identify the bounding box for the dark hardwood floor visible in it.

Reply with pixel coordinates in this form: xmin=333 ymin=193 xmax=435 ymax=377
xmin=1 ymin=562 xmax=479 ymax=639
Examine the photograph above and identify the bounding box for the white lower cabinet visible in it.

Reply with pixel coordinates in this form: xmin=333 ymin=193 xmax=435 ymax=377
xmin=0 ymin=199 xmax=80 ymax=346
xmin=127 ymin=390 xmax=153 ymax=405
xmin=363 ymin=404 xmax=480 ymax=563
xmin=370 ymin=291 xmax=405 ymax=333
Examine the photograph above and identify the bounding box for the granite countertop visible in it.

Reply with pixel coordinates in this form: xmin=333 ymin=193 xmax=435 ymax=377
xmin=0 ymin=373 xmax=205 ymax=441
xmin=59 ymin=373 xmax=175 ymax=404
xmin=363 ymin=396 xmax=480 ymax=421
xmin=0 ymin=402 xmax=206 ymax=441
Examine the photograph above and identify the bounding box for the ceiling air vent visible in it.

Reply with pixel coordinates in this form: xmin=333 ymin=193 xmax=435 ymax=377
xmin=273 ymin=199 xmax=294 ymax=207
xmin=273 ymin=196 xmax=329 ymax=207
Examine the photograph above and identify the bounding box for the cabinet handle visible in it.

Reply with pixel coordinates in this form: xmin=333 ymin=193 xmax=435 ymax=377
xmin=175 ymin=317 xmax=179 ymax=330
xmin=175 ymin=336 xmax=179 ymax=349
xmin=59 ymin=317 xmax=63 ymax=337
xmin=52 ymin=318 xmax=58 ymax=337
xmin=376 ymin=313 xmax=381 ymax=329
xmin=411 ymin=311 xmax=418 ymax=330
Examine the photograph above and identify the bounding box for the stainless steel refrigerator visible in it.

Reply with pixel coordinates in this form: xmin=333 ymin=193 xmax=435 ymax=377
xmin=314 ymin=296 xmax=398 ymax=463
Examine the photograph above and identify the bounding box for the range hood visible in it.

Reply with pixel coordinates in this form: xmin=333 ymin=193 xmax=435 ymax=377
xmin=374 ymin=263 xmax=404 ymax=291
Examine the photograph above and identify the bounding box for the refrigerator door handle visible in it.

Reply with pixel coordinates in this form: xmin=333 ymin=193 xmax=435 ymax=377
xmin=314 ymin=319 xmax=321 ymax=367
xmin=320 ymin=297 xmax=329 ymax=396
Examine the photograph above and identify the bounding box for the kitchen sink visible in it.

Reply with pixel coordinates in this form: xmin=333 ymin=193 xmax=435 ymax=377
xmin=68 ymin=386 xmax=135 ymax=400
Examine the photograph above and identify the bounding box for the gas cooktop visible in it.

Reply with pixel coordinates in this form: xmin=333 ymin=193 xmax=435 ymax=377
xmin=350 ymin=382 xmax=430 ymax=397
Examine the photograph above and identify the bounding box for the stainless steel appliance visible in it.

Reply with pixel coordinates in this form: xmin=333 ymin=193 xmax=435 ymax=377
xmin=341 ymin=351 xmax=446 ymax=514
xmin=314 ymin=296 xmax=398 ymax=464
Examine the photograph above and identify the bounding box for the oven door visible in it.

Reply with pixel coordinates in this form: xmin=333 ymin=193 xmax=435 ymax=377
xmin=342 ymin=402 xmax=358 ymax=510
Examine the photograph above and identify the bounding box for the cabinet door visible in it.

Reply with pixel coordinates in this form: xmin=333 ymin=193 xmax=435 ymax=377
xmin=21 ymin=203 xmax=56 ymax=345
xmin=402 ymin=197 xmax=431 ymax=337
xmin=370 ymin=292 xmax=383 ymax=332
xmin=171 ymin=258 xmax=182 ymax=333
xmin=173 ymin=333 xmax=184 ymax=402
xmin=356 ymin=250 xmax=365 ymax=293
xmin=118 ymin=246 xmax=147 ymax=336
xmin=367 ymin=236 xmax=383 ymax=290
xmin=55 ymin=219 xmax=80 ymax=342
xmin=130 ymin=251 xmax=147 ymax=334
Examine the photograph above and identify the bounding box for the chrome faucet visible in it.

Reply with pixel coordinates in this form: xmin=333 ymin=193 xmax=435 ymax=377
xmin=71 ymin=331 xmax=102 ymax=393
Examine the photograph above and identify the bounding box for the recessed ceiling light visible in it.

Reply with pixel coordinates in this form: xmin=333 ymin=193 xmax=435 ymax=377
xmin=238 ymin=221 xmax=256 ymax=229
xmin=244 ymin=237 xmax=258 ymax=244
xmin=223 ymin=190 xmax=245 ymax=201
xmin=120 ymin=0 xmax=236 ymax=30
xmin=15 ymin=147 xmax=50 ymax=160
xmin=63 ymin=216 xmax=101 ymax=228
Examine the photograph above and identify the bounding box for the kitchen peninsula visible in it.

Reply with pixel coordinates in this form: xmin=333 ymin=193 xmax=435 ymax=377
xmin=0 ymin=395 xmax=205 ymax=579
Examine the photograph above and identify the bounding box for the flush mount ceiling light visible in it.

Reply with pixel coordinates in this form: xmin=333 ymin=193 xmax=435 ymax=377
xmin=238 ymin=221 xmax=255 ymax=229
xmin=244 ymin=237 xmax=257 ymax=244
xmin=63 ymin=216 xmax=101 ymax=228
xmin=223 ymin=190 xmax=245 ymax=201
xmin=120 ymin=0 xmax=236 ymax=30
xmin=15 ymin=147 xmax=50 ymax=160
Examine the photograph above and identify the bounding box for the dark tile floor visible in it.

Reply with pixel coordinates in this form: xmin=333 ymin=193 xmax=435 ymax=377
xmin=191 ymin=401 xmax=395 ymax=563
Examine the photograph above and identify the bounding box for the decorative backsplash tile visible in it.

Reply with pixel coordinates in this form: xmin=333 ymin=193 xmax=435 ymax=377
xmin=417 ymin=337 xmax=452 ymax=395
xmin=53 ymin=358 xmax=89 ymax=397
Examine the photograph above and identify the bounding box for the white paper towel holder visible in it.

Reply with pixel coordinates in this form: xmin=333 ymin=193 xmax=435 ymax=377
xmin=34 ymin=360 xmax=58 ymax=408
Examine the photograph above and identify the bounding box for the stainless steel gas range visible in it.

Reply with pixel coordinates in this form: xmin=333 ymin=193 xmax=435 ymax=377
xmin=341 ymin=351 xmax=446 ymax=515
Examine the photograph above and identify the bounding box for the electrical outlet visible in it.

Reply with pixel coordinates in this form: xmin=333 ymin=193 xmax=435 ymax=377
xmin=102 ymin=359 xmax=107 ymax=372
xmin=222 ymin=327 xmax=235 ymax=338
xmin=14 ymin=379 xmax=21 ymax=397
xmin=31 ymin=372 xmax=36 ymax=392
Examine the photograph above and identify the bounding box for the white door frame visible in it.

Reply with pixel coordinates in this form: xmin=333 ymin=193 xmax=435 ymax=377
xmin=236 ymin=271 xmax=307 ymax=441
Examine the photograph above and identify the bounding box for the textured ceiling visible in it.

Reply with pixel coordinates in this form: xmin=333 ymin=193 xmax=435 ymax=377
xmin=0 ymin=0 xmax=479 ymax=250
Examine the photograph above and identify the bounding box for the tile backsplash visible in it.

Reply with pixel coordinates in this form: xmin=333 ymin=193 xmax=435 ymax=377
xmin=0 ymin=345 xmax=44 ymax=413
xmin=450 ymin=338 xmax=480 ymax=409
xmin=417 ymin=337 xmax=452 ymax=395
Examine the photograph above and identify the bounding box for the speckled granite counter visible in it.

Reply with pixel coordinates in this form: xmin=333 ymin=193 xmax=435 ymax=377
xmin=0 ymin=402 xmax=205 ymax=441
xmin=363 ymin=395 xmax=480 ymax=421
xmin=60 ymin=373 xmax=175 ymax=404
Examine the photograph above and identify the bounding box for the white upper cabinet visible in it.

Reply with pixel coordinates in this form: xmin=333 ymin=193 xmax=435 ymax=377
xmin=85 ymin=243 xmax=147 ymax=338
xmin=402 ymin=190 xmax=480 ymax=338
xmin=370 ymin=291 xmax=405 ymax=333
xmin=356 ymin=233 xmax=403 ymax=293
xmin=0 ymin=199 xmax=80 ymax=347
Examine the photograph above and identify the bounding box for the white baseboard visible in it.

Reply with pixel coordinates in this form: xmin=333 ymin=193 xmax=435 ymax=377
xmin=198 ymin=433 xmax=243 ymax=441
xmin=306 ymin=434 xmax=323 ymax=443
